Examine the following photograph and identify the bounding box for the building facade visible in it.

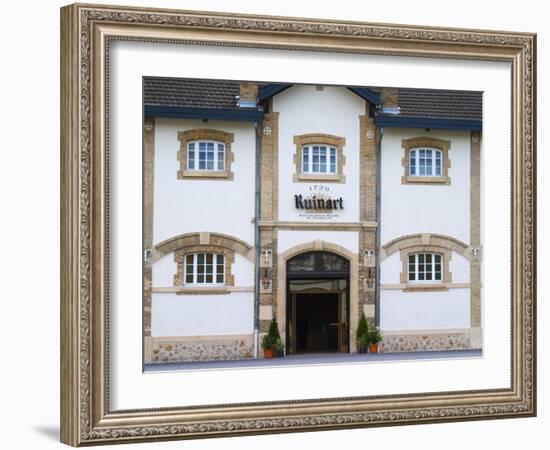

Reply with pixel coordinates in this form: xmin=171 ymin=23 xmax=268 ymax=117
xmin=143 ymin=78 xmax=482 ymax=364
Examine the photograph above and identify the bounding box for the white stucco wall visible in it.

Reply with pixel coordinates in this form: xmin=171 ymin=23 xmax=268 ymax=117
xmin=152 ymin=253 xmax=177 ymax=287
xmin=278 ymin=230 xmax=359 ymax=255
xmin=273 ymin=85 xmax=366 ymax=223
xmin=153 ymin=117 xmax=256 ymax=246
xmin=380 ymin=250 xmax=471 ymax=330
xmin=151 ymin=292 xmax=254 ymax=337
xmin=380 ymin=288 xmax=470 ymax=331
xmin=380 ymin=128 xmax=471 ymax=245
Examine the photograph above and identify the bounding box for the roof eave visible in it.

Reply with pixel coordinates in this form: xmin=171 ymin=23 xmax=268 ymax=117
xmin=375 ymin=115 xmax=482 ymax=131
xmin=144 ymin=105 xmax=264 ymax=122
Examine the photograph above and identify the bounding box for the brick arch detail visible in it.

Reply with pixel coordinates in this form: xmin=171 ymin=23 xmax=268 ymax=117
xmin=381 ymin=233 xmax=471 ymax=261
xmin=153 ymin=232 xmax=254 ymax=263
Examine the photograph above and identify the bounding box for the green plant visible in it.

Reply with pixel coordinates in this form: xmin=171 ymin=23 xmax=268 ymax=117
xmin=268 ymin=318 xmax=281 ymax=342
xmin=368 ymin=327 xmax=382 ymax=344
xmin=356 ymin=311 xmax=369 ymax=340
xmin=262 ymin=318 xmax=282 ymax=350
xmin=261 ymin=333 xmax=275 ymax=350
xmin=359 ymin=333 xmax=369 ymax=349
xmin=275 ymin=337 xmax=284 ymax=352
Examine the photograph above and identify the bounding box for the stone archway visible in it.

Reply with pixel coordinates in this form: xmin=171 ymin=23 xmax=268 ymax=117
xmin=277 ymin=240 xmax=360 ymax=353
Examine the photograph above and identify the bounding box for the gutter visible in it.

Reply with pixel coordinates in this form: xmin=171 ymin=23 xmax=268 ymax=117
xmin=375 ymin=127 xmax=384 ymax=327
xmin=253 ymin=123 xmax=262 ymax=358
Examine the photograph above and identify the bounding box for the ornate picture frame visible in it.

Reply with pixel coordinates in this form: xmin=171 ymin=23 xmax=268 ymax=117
xmin=60 ymin=3 xmax=536 ymax=446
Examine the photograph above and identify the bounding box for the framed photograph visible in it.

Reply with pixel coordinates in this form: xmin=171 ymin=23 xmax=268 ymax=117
xmin=60 ymin=3 xmax=536 ymax=446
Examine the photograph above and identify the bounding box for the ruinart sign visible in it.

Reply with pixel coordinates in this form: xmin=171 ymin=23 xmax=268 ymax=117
xmin=294 ymin=194 xmax=344 ymax=210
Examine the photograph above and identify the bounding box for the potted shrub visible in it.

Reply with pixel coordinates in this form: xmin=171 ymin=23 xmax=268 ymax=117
xmin=275 ymin=337 xmax=284 ymax=358
xmin=261 ymin=318 xmax=282 ymax=359
xmin=368 ymin=327 xmax=382 ymax=354
xmin=356 ymin=312 xmax=369 ymax=354
xmin=261 ymin=334 xmax=274 ymax=358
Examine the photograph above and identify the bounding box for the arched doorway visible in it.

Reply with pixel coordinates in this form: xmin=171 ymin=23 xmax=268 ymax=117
xmin=286 ymin=251 xmax=350 ymax=355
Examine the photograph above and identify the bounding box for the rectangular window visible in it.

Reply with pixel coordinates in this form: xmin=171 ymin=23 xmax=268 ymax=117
xmin=408 ymin=253 xmax=443 ymax=283
xmin=183 ymin=253 xmax=225 ymax=285
xmin=409 ymin=148 xmax=443 ymax=177
xmin=189 ymin=141 xmax=225 ymax=172
xmin=302 ymin=145 xmax=337 ymax=174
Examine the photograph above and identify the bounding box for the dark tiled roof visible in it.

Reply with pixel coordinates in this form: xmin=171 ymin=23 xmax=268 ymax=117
xmin=144 ymin=77 xmax=243 ymax=110
xmin=395 ymin=88 xmax=482 ymax=121
xmin=144 ymin=77 xmax=482 ymax=122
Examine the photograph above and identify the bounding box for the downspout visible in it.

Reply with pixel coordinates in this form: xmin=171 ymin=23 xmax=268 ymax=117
xmin=253 ymin=122 xmax=261 ymax=358
xmin=375 ymin=127 xmax=384 ymax=327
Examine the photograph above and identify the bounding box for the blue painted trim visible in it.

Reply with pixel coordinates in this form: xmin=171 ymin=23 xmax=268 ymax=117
xmin=375 ymin=115 xmax=482 ymax=131
xmin=144 ymin=105 xmax=264 ymax=122
xmin=347 ymin=87 xmax=380 ymax=105
xmin=258 ymin=84 xmax=292 ymax=102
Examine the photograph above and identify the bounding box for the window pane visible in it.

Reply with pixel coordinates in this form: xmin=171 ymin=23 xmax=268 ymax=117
xmin=287 ymin=253 xmax=315 ymax=272
xmin=312 ymin=147 xmax=320 ymax=172
xmin=435 ymin=272 xmax=442 ymax=280
xmin=185 ymin=273 xmax=194 ymax=284
xmin=419 ymin=156 xmax=426 ymax=175
xmin=329 ymin=148 xmax=336 ymax=173
xmin=206 ymin=151 xmax=214 ymax=169
xmin=217 ymin=144 xmax=225 ymax=170
xmin=303 ymin=147 xmax=309 ymax=172
xmin=435 ymin=151 xmax=442 ymax=176
xmin=197 ymin=273 xmax=204 ymax=283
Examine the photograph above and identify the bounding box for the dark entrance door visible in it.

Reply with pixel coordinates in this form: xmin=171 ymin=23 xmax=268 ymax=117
xmin=294 ymin=293 xmax=339 ymax=353
xmin=286 ymin=251 xmax=350 ymax=355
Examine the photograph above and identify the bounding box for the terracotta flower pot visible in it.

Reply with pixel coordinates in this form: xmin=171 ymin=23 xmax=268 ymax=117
xmin=368 ymin=343 xmax=379 ymax=354
xmin=263 ymin=348 xmax=274 ymax=359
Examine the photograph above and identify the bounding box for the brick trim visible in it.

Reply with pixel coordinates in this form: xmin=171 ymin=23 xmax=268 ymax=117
xmin=143 ymin=118 xmax=155 ymax=338
xmin=292 ymin=133 xmax=346 ymax=183
xmin=177 ymin=128 xmax=235 ymax=180
xmin=381 ymin=233 xmax=470 ymax=260
xmin=401 ymin=136 xmax=451 ymax=185
xmin=153 ymin=232 xmax=254 ymax=263
xmin=470 ymin=131 xmax=482 ymax=328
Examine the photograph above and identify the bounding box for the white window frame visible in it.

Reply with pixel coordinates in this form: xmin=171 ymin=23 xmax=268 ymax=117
xmin=187 ymin=140 xmax=225 ymax=171
xmin=409 ymin=148 xmax=443 ymax=177
xmin=184 ymin=253 xmax=225 ymax=285
xmin=302 ymin=145 xmax=337 ymax=175
xmin=407 ymin=252 xmax=443 ymax=283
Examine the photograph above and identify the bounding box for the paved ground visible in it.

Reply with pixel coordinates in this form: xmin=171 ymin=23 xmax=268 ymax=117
xmin=144 ymin=349 xmax=482 ymax=373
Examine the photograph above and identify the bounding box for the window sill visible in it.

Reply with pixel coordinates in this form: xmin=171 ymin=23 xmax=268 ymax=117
xmin=176 ymin=287 xmax=230 ymax=295
xmin=293 ymin=173 xmax=345 ymax=183
xmin=401 ymin=175 xmax=450 ymax=185
xmin=403 ymin=283 xmax=449 ymax=292
xmin=177 ymin=170 xmax=234 ymax=180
